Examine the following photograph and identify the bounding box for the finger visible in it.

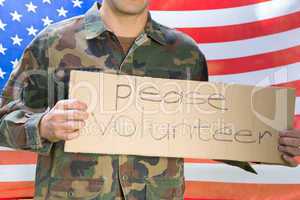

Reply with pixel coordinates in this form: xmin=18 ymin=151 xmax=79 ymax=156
xmin=278 ymin=145 xmax=300 ymax=156
xmin=55 ymin=99 xmax=88 ymax=111
xmin=66 ymin=131 xmax=80 ymax=140
xmin=54 ymin=120 xmax=86 ymax=132
xmin=279 ymin=137 xmax=300 ymax=148
xmin=279 ymin=129 xmax=300 ymax=138
xmin=53 ymin=131 xmax=80 ymax=141
xmin=51 ymin=110 xmax=89 ymax=121
xmin=282 ymin=154 xmax=298 ymax=167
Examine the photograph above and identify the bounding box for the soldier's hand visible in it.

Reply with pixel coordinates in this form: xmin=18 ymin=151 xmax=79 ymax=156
xmin=39 ymin=99 xmax=89 ymax=142
xmin=279 ymin=129 xmax=300 ymax=167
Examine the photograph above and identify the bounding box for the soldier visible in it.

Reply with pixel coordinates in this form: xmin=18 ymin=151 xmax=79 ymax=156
xmin=0 ymin=0 xmax=299 ymax=199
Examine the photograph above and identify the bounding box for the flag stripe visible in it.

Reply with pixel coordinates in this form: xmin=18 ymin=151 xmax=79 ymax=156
xmin=0 ymin=182 xmax=34 ymax=199
xmin=0 ymin=151 xmax=36 ymax=165
xmin=209 ymin=62 xmax=300 ymax=87
xmin=295 ymin=115 xmax=300 ymax=128
xmin=149 ymin=0 xmax=271 ymax=11
xmin=3 ymin=163 xmax=300 ymax=187
xmin=207 ymin=46 xmax=300 ymax=75
xmin=184 ymin=163 xmax=300 ymax=184
xmin=198 ymin=28 xmax=300 ymax=60
xmin=275 ymin=80 xmax=300 ymax=96
xmin=178 ymin=11 xmax=300 ymax=43
xmin=296 ymin=98 xmax=300 ymax=115
xmin=0 ymin=165 xmax=35 ymax=182
xmin=0 ymin=147 xmax=14 ymax=151
xmin=151 ymin=0 xmax=300 ymax=28
xmin=185 ymin=181 xmax=300 ymax=199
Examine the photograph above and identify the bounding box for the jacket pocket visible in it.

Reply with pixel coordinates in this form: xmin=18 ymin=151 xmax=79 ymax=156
xmin=47 ymin=177 xmax=104 ymax=200
xmin=146 ymin=177 xmax=184 ymax=200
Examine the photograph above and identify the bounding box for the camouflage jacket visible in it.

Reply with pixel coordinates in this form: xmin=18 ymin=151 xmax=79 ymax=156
xmin=0 ymin=2 xmax=254 ymax=200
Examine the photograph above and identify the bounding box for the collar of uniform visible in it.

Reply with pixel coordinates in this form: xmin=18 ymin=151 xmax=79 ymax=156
xmin=84 ymin=2 xmax=107 ymax=40
xmin=84 ymin=2 xmax=168 ymax=45
xmin=144 ymin=13 xmax=168 ymax=46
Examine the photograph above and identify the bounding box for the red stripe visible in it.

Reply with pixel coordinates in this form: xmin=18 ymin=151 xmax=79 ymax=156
xmin=149 ymin=0 xmax=270 ymax=11
xmin=179 ymin=12 xmax=300 ymax=43
xmin=295 ymin=115 xmax=300 ymax=129
xmin=274 ymin=80 xmax=300 ymax=96
xmin=185 ymin=181 xmax=300 ymax=199
xmin=0 ymin=182 xmax=34 ymax=199
xmin=185 ymin=199 xmax=229 ymax=200
xmin=0 ymin=198 xmax=33 ymax=200
xmin=0 ymin=151 xmax=37 ymax=165
xmin=0 ymin=199 xmax=32 ymax=200
xmin=0 ymin=198 xmax=33 ymax=199
xmin=207 ymin=45 xmax=300 ymax=75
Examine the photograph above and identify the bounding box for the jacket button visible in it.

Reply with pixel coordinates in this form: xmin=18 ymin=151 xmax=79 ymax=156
xmin=68 ymin=190 xmax=75 ymax=197
xmin=122 ymin=175 xmax=128 ymax=182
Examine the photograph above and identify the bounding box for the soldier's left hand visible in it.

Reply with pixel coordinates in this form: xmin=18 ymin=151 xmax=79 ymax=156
xmin=278 ymin=129 xmax=300 ymax=167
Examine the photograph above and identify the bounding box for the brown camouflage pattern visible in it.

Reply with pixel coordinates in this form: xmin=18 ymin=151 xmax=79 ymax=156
xmin=0 ymin=2 xmax=254 ymax=199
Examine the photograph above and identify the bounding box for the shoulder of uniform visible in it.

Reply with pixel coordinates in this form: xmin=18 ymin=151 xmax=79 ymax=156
xmin=154 ymin=21 xmax=207 ymax=65
xmin=30 ymin=15 xmax=85 ymax=47
xmin=155 ymin=22 xmax=199 ymax=50
xmin=46 ymin=14 xmax=84 ymax=35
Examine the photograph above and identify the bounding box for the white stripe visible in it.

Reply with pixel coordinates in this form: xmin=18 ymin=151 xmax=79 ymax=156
xmin=184 ymin=163 xmax=300 ymax=184
xmin=0 ymin=165 xmax=35 ymax=182
xmin=0 ymin=147 xmax=14 ymax=151
xmin=296 ymin=98 xmax=300 ymax=115
xmin=1 ymin=164 xmax=300 ymax=184
xmin=198 ymin=28 xmax=300 ymax=60
xmin=210 ymin=63 xmax=300 ymax=86
xmin=151 ymin=0 xmax=300 ymax=28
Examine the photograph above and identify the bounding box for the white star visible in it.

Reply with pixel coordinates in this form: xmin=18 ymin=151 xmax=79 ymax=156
xmin=11 ymin=34 xmax=23 ymax=46
xmin=0 ymin=19 xmax=7 ymax=31
xmin=57 ymin=6 xmax=68 ymax=17
xmin=0 ymin=0 xmax=5 ymax=6
xmin=0 ymin=43 xmax=7 ymax=55
xmin=11 ymin=59 xmax=19 ymax=69
xmin=27 ymin=25 xmax=38 ymax=36
xmin=25 ymin=2 xmax=38 ymax=13
xmin=42 ymin=0 xmax=51 ymax=4
xmin=72 ymin=0 xmax=83 ymax=8
xmin=10 ymin=11 xmax=22 ymax=22
xmin=0 ymin=68 xmax=6 ymax=79
xmin=42 ymin=16 xmax=53 ymax=26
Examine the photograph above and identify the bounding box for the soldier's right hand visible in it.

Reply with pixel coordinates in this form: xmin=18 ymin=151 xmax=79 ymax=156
xmin=39 ymin=99 xmax=89 ymax=142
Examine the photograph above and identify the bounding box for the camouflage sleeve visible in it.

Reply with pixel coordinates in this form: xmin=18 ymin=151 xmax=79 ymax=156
xmin=0 ymin=30 xmax=53 ymax=155
xmin=197 ymin=50 xmax=208 ymax=81
xmin=188 ymin=47 xmax=208 ymax=82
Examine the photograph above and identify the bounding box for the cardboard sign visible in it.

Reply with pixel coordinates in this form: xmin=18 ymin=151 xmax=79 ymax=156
xmin=65 ymin=70 xmax=296 ymax=164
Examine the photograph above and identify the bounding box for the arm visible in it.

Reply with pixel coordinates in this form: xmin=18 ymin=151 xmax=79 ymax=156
xmin=0 ymin=29 xmax=90 ymax=153
xmin=0 ymin=31 xmax=52 ymax=154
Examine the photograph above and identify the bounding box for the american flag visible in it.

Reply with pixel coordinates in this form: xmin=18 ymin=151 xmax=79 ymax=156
xmin=0 ymin=0 xmax=300 ymax=199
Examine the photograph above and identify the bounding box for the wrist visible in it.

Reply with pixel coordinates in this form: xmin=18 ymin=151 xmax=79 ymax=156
xmin=38 ymin=107 xmax=51 ymax=140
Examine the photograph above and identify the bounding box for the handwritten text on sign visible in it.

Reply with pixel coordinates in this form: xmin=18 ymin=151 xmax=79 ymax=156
xmin=65 ymin=71 xmax=295 ymax=164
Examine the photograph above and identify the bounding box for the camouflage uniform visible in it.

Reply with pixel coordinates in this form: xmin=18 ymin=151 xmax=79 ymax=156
xmin=0 ymin=2 xmax=254 ymax=200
